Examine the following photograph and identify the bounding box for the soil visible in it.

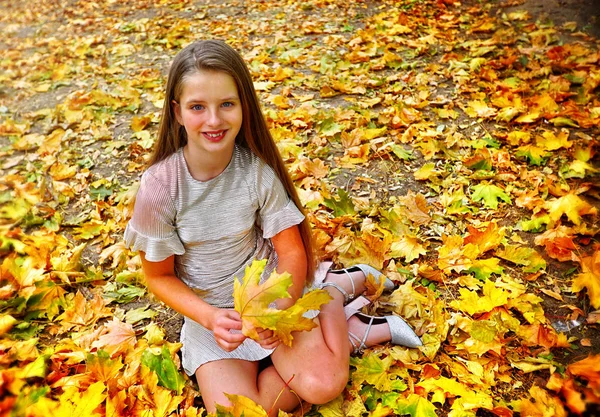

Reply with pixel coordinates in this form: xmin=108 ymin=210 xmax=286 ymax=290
xmin=503 ymin=0 xmax=600 ymax=38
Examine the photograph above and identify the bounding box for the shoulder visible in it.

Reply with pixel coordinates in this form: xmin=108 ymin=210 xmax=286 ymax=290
xmin=142 ymin=151 xmax=182 ymax=189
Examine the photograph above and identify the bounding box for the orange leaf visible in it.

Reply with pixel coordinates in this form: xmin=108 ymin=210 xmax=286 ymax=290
xmin=572 ymin=250 xmax=600 ymax=308
xmin=92 ymin=318 xmax=137 ymax=357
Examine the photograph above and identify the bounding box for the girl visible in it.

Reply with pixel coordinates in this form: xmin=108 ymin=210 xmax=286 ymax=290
xmin=124 ymin=39 xmax=421 ymax=415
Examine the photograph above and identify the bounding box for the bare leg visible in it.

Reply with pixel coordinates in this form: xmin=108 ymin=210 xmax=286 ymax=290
xmin=196 ymin=270 xmax=392 ymax=414
xmin=195 ymin=359 xmax=300 ymax=416
xmin=271 ymin=284 xmax=349 ymax=405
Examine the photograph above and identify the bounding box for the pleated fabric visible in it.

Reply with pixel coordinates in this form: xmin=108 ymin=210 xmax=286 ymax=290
xmin=124 ymin=145 xmax=313 ymax=374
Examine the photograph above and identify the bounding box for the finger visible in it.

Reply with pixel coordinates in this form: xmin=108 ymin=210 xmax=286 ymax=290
xmin=260 ymin=339 xmax=281 ymax=350
xmin=256 ymin=329 xmax=274 ymax=340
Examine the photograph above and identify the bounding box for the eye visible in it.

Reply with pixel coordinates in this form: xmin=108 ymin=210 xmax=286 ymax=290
xmin=191 ymin=104 xmax=204 ymax=111
xmin=221 ymin=102 xmax=234 ymax=108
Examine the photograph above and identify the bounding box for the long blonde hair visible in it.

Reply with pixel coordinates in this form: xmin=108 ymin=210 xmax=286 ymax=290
xmin=150 ymin=40 xmax=317 ymax=284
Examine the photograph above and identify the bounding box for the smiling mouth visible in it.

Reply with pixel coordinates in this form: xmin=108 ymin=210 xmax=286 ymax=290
xmin=203 ymin=130 xmax=227 ymax=141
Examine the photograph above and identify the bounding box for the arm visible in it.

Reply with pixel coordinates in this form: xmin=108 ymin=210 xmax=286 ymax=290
xmin=140 ymin=252 xmax=247 ymax=352
xmin=270 ymin=225 xmax=308 ymax=310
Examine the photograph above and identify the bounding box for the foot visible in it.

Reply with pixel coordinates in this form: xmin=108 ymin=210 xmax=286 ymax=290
xmin=347 ymin=314 xmax=391 ymax=354
xmin=322 ymin=267 xmax=368 ymax=303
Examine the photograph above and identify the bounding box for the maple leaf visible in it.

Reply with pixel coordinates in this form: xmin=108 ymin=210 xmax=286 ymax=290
xmin=394 ymin=394 xmax=437 ymax=417
xmin=390 ymin=235 xmax=427 ymax=263
xmin=449 ymin=280 xmax=510 ymax=315
xmin=92 ymin=317 xmax=137 ymax=357
xmin=58 ymin=381 xmax=107 ymax=417
xmin=464 ymin=221 xmax=505 ymax=254
xmin=86 ymin=350 xmax=124 ymax=384
xmin=141 ymin=345 xmax=185 ymax=394
xmin=323 ymin=188 xmax=356 ymax=216
xmin=467 ymin=258 xmax=504 ymax=280
xmin=350 ymin=354 xmax=393 ymax=391
xmin=544 ymin=192 xmax=598 ymax=226
xmin=214 ymin=393 xmax=270 ymax=417
xmin=471 ymin=183 xmax=511 ymax=209
xmin=517 ymin=386 xmax=567 ymax=417
xmin=56 ymin=291 xmax=112 ymax=333
xmin=233 ymin=259 xmax=331 ymax=346
xmin=397 ymin=192 xmax=431 ymax=226
xmin=572 ymin=251 xmax=600 ymax=308
xmin=535 ymin=130 xmax=572 ymax=151
xmin=567 ymin=354 xmax=600 ymax=389
xmin=496 ymin=244 xmax=546 ymax=273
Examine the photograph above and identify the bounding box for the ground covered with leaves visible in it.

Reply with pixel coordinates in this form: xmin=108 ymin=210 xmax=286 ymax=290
xmin=1 ymin=0 xmax=599 ymax=416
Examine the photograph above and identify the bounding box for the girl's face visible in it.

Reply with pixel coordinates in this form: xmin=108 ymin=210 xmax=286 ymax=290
xmin=173 ymin=70 xmax=243 ymax=159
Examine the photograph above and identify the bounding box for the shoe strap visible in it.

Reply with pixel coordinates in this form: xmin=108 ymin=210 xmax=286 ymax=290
xmin=320 ymin=281 xmax=349 ymax=304
xmin=358 ymin=315 xmax=375 ymax=353
xmin=348 ymin=332 xmax=360 ymax=354
xmin=343 ymin=269 xmax=356 ymax=302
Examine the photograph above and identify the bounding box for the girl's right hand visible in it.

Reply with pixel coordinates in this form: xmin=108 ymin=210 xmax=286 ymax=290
xmin=210 ymin=308 xmax=247 ymax=352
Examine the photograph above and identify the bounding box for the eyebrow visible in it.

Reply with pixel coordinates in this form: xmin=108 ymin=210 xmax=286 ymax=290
xmin=184 ymin=95 xmax=240 ymax=103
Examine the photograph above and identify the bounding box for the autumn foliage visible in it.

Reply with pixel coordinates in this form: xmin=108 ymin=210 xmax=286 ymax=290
xmin=1 ymin=0 xmax=599 ymax=416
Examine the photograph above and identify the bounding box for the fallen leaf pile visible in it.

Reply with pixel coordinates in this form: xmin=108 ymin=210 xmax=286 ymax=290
xmin=0 ymin=0 xmax=599 ymax=416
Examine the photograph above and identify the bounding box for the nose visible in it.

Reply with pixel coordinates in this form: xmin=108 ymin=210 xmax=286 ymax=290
xmin=206 ymin=108 xmax=222 ymax=127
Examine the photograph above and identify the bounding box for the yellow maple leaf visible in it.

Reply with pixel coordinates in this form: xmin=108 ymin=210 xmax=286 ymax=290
xmin=233 ymin=260 xmax=331 ymax=347
xmin=465 ymin=100 xmax=497 ymax=118
xmin=390 ymin=235 xmax=427 ymax=263
xmin=449 ymin=280 xmax=510 ymax=315
xmin=58 ymin=381 xmax=106 ymax=417
xmin=350 ymin=354 xmax=394 ymax=391
xmin=544 ymin=192 xmax=598 ymax=226
xmin=572 ymin=250 xmax=600 ymax=308
xmin=535 ymin=130 xmax=572 ymax=151
xmin=215 ymin=393 xmax=269 ymax=417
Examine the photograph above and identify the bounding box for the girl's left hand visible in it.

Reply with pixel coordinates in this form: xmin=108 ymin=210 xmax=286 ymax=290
xmin=255 ymin=327 xmax=281 ymax=350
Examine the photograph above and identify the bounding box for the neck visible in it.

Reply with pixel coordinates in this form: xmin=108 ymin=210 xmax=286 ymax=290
xmin=183 ymin=144 xmax=235 ymax=181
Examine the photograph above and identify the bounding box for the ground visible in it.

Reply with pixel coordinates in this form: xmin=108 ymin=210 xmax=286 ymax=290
xmin=1 ymin=0 xmax=599 ymax=416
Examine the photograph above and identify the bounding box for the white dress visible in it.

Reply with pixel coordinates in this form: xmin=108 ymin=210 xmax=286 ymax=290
xmin=124 ymin=145 xmax=306 ymax=375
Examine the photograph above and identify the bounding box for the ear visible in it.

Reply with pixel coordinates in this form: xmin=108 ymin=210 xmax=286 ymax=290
xmin=172 ymin=100 xmax=183 ymax=125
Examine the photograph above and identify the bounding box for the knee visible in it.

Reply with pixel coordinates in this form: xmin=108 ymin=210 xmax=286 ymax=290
xmin=297 ymin=368 xmax=349 ymax=404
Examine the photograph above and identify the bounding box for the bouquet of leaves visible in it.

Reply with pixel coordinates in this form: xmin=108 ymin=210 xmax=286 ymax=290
xmin=233 ymin=259 xmax=332 ymax=347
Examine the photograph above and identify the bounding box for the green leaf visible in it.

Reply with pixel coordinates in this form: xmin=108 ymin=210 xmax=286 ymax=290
xmin=102 ymin=282 xmax=146 ymax=303
xmin=124 ymin=306 xmax=157 ymax=325
xmin=467 ymin=258 xmax=504 ymax=280
xmin=516 ymin=144 xmax=547 ymax=165
xmin=89 ymin=184 xmax=114 ymax=201
xmin=394 ymin=394 xmax=438 ymax=417
xmin=496 ymin=245 xmax=546 ymax=273
xmin=519 ymin=215 xmax=550 ymax=232
xmin=549 ymin=117 xmax=579 ymax=127
xmin=471 ymin=184 xmax=511 ymax=209
xmin=390 ymin=143 xmax=414 ymax=160
xmin=323 ymin=189 xmax=356 ymax=216
xmin=318 ymin=117 xmax=343 ymax=137
xmin=350 ymin=354 xmax=393 ymax=391
xmin=141 ymin=345 xmax=185 ymax=394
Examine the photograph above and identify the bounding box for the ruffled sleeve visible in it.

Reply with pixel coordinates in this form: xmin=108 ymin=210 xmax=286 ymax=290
xmin=255 ymin=160 xmax=305 ymax=238
xmin=124 ymin=171 xmax=185 ymax=262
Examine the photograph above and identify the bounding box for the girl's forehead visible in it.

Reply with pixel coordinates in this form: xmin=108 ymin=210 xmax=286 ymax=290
xmin=178 ymin=69 xmax=240 ymax=99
